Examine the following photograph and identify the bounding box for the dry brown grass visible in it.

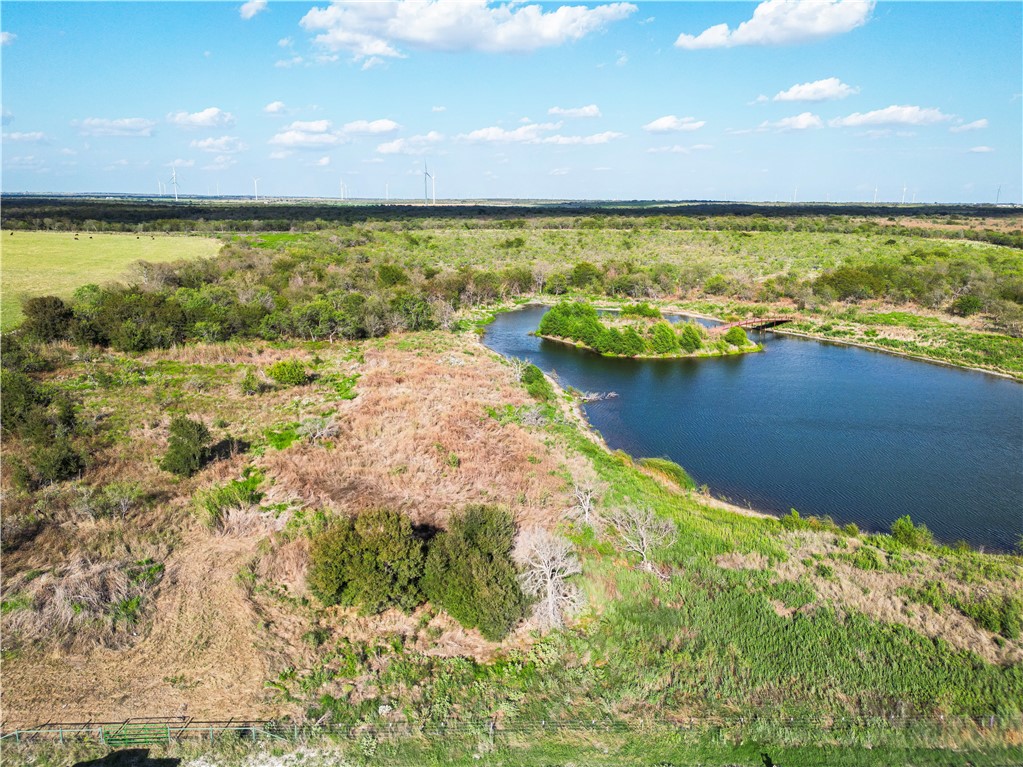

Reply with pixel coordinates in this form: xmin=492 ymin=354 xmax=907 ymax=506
xmin=1 ymin=332 xmax=577 ymax=725
xmin=260 ymin=341 xmax=566 ymax=529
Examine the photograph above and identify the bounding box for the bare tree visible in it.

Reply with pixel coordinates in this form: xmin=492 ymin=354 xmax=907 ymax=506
xmin=606 ymin=506 xmax=676 ymax=569
xmin=515 ymin=528 xmax=583 ymax=630
xmin=568 ymin=479 xmax=601 ymax=526
xmin=508 ymin=356 xmax=529 ymax=382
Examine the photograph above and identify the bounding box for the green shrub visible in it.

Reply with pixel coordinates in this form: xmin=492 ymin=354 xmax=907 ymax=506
xmin=27 ymin=436 xmax=84 ymax=485
xmin=521 ymin=364 xmax=554 ymax=402
xmin=423 ymin=505 xmax=527 ymax=641
xmin=950 ymin=295 xmax=983 ymax=317
xmin=266 ymin=360 xmax=309 ymax=386
xmin=160 ymin=416 xmax=212 ymax=477
xmin=265 ymin=423 xmax=301 ymax=450
xmin=20 ymin=295 xmax=74 ymax=342
xmin=239 ymin=367 xmax=266 ymax=395
xmin=724 ymin=326 xmax=749 ymax=347
xmin=649 ymin=322 xmax=681 ymax=354
xmin=308 ymin=509 xmax=424 ymax=614
xmin=638 ymin=457 xmax=695 ymax=490
xmin=193 ymin=468 xmax=265 ymax=529
xmin=890 ymin=515 xmax=934 ymax=549
xmin=850 ymin=546 xmax=883 ymax=571
xmin=678 ymin=322 xmax=704 ymax=353
xmin=621 ymin=302 xmax=661 ymax=319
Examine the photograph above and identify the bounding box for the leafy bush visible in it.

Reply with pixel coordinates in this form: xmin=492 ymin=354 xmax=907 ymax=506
xmin=423 ymin=505 xmax=527 ymax=641
xmin=160 ymin=416 xmax=212 ymax=477
xmin=649 ymin=322 xmax=681 ymax=354
xmin=265 ymin=360 xmax=309 ymax=387
xmin=521 ymin=364 xmax=554 ymax=402
xmin=850 ymin=546 xmax=884 ymax=571
xmin=724 ymin=326 xmax=749 ymax=346
xmin=621 ymin=302 xmax=661 ymax=319
xmin=239 ymin=367 xmax=266 ymax=395
xmin=20 ymin=296 xmax=74 ymax=342
xmin=308 ymin=508 xmax=424 ymax=614
xmin=890 ymin=515 xmax=934 ymax=549
xmin=951 ymin=295 xmax=983 ymax=317
xmin=678 ymin=322 xmax=704 ymax=353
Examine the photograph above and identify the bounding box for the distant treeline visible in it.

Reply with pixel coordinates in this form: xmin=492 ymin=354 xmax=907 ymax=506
xmin=2 ymin=196 xmax=1021 ymax=249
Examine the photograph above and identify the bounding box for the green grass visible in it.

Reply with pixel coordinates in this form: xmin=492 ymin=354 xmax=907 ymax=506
xmin=1 ymin=231 xmax=221 ymax=329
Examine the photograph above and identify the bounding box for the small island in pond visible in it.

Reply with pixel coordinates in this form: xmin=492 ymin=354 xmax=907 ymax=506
xmin=536 ymin=301 xmax=763 ymax=358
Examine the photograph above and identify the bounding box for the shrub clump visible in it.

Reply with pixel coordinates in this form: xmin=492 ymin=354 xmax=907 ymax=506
xmin=521 ymin=364 xmax=555 ymax=402
xmin=160 ymin=416 xmax=212 ymax=477
xmin=890 ymin=515 xmax=934 ymax=549
xmin=265 ymin=360 xmax=309 ymax=387
xmin=193 ymin=468 xmax=265 ymax=529
xmin=423 ymin=506 xmax=528 ymax=641
xmin=308 ymin=508 xmax=424 ymax=614
xmin=724 ymin=326 xmax=749 ymax=347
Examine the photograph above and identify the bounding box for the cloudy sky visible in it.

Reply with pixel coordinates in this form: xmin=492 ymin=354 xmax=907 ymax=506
xmin=1 ymin=1 xmax=1020 ymax=202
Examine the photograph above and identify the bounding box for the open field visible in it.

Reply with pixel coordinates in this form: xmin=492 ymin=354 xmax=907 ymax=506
xmin=0 ymin=231 xmax=221 ymax=329
xmin=2 ymin=201 xmax=1021 ymax=763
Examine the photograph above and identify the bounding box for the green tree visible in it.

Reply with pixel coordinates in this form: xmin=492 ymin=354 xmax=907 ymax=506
xmin=678 ymin=322 xmax=704 ymax=353
xmin=890 ymin=515 xmax=934 ymax=549
xmin=160 ymin=416 xmax=212 ymax=477
xmin=20 ymin=296 xmax=74 ymax=342
xmin=649 ymin=322 xmax=681 ymax=354
xmin=423 ymin=506 xmax=527 ymax=641
xmin=308 ymin=509 xmax=424 ymax=613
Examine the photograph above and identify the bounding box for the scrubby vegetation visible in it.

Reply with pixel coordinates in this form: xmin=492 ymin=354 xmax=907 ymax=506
xmin=2 ymin=200 xmax=1021 ymax=763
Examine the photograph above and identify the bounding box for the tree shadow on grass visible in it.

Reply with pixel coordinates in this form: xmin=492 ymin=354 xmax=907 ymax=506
xmin=73 ymin=749 xmax=180 ymax=766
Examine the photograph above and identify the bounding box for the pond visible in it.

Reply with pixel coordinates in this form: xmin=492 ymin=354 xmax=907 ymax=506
xmin=483 ymin=305 xmax=1023 ymax=551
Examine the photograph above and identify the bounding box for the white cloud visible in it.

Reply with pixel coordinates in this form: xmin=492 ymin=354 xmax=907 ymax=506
xmin=269 ymin=150 xmax=294 ymax=160
xmin=342 ymin=118 xmax=400 ymax=134
xmin=550 ymin=168 xmax=570 ymax=176
xmin=4 ymin=155 xmax=44 ymax=170
xmin=276 ymin=56 xmax=305 ymax=68
xmin=760 ymin=112 xmax=823 ymax=131
xmin=1 ymin=31 xmax=16 ymax=46
xmin=191 ymin=136 xmax=247 ymax=153
xmin=616 ymin=51 xmax=629 ymax=66
xmin=432 ymin=106 xmax=446 ymax=113
xmin=316 ymin=156 xmax=331 ymax=166
xmin=168 ymin=107 xmax=235 ymax=129
xmin=377 ymin=131 xmax=444 ymax=155
xmin=774 ymin=77 xmax=859 ymax=102
xmin=166 ymin=159 xmax=195 ymax=168
xmin=676 ymin=0 xmax=873 ymax=50
xmin=461 ymin=121 xmax=562 ymax=143
xmin=2 ymin=131 xmax=47 ymax=143
xmin=540 ymin=131 xmax=624 ymax=145
xmin=950 ymin=118 xmax=988 ymax=133
xmin=278 ymin=37 xmax=293 ymax=48
xmin=361 ymin=56 xmax=385 ymax=70
xmin=203 ymin=155 xmax=237 ymax=171
xmin=829 ymin=105 xmax=953 ymax=127
xmin=647 ymin=143 xmax=713 ymax=154
xmin=1 ymin=109 xmax=12 ymax=126
xmin=548 ymin=104 xmax=601 ymax=118
xmin=75 ymin=117 xmax=157 ymax=137
xmin=239 ymin=0 xmax=267 ymax=20
xmin=300 ymin=0 xmax=636 ymax=60
xmin=968 ymin=146 xmax=994 ymax=153
xmin=269 ymin=120 xmax=346 ymax=148
xmin=264 ymin=101 xmax=287 ymax=114
xmin=459 ymin=121 xmax=621 ymax=147
xmin=642 ymin=115 xmax=705 ymax=133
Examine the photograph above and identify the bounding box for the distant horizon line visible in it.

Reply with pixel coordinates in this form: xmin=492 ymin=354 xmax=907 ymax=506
xmin=1 ymin=192 xmax=1018 ymax=208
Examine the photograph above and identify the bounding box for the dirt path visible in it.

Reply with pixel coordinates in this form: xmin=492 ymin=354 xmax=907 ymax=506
xmin=3 ymin=533 xmax=279 ymax=725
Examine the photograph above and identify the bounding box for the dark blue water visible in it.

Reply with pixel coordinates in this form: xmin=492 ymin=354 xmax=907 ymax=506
xmin=483 ymin=305 xmax=1023 ymax=551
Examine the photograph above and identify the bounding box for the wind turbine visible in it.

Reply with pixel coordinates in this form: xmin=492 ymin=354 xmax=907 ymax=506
xmin=901 ymin=183 xmax=907 ymax=205
xmin=424 ymin=163 xmax=434 ymax=205
xmin=872 ymin=185 xmax=878 ymax=205
xmin=169 ymin=168 xmax=180 ymax=202
xmin=253 ymin=177 xmax=260 ymax=202
xmin=996 ymin=184 xmax=1001 ymax=205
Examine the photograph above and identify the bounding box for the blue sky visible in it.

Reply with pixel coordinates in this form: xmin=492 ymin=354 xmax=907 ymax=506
xmin=2 ymin=1 xmax=1020 ymax=202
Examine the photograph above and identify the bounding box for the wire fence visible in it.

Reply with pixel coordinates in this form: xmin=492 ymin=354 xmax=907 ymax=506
xmin=1 ymin=713 xmax=1018 ymax=747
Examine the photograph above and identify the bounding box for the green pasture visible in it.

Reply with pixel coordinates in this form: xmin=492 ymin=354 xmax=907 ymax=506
xmin=0 ymin=231 xmax=221 ymax=330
